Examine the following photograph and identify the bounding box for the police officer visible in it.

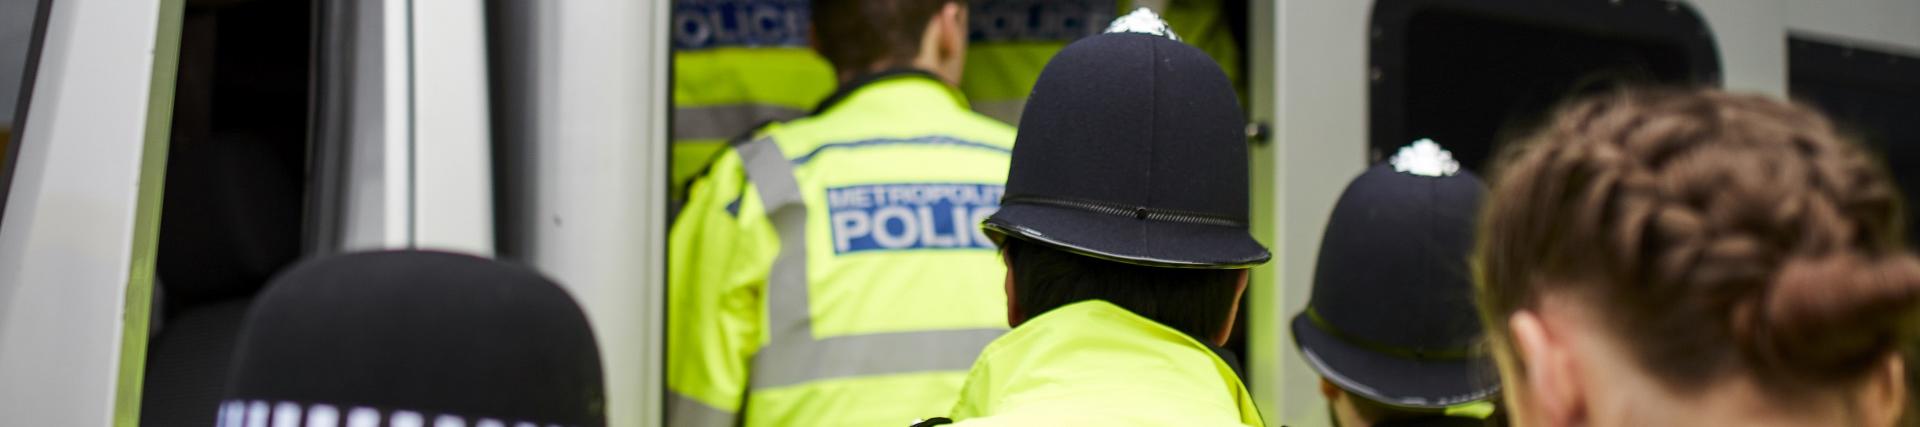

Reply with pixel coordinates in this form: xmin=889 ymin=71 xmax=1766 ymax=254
xmin=667 ymin=0 xmax=1016 ymax=426
xmin=670 ymin=0 xmax=837 ymax=205
xmin=962 ymin=0 xmax=1242 ymax=125
xmin=921 ymin=11 xmax=1267 ymax=426
xmin=219 ymin=251 xmax=604 ymax=427
xmin=1291 ymin=141 xmax=1500 ymax=427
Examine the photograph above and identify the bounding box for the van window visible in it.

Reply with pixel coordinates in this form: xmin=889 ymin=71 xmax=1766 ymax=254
xmin=1789 ymin=36 xmax=1920 ymax=244
xmin=1369 ymin=0 xmax=1719 ymax=174
xmin=0 ymin=0 xmax=52 ymax=224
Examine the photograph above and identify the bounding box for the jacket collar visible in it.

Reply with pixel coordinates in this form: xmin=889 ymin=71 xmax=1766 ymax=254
xmin=809 ymin=68 xmax=966 ymax=116
xmin=953 ymin=300 xmax=1265 ymax=425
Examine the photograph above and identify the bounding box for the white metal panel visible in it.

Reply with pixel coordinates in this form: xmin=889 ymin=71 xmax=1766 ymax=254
xmin=340 ymin=0 xmax=407 ymax=252
xmin=411 ymin=0 xmax=494 ymax=256
xmin=504 ymin=1 xmax=670 ymax=426
xmin=337 ymin=0 xmax=494 ymax=256
xmin=1244 ymin=0 xmax=1282 ymax=421
xmin=380 ymin=0 xmax=412 ymax=248
xmin=0 ymin=0 xmax=168 ymax=423
xmin=1689 ymin=0 xmax=1788 ymax=96
xmin=1250 ymin=1 xmax=1373 ymax=426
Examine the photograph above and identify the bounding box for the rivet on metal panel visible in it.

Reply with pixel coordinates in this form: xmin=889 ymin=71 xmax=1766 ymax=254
xmin=1246 ymin=122 xmax=1270 ymax=146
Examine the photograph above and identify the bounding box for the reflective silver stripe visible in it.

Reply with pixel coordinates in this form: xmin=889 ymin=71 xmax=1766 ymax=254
xmin=732 ymin=137 xmax=1004 ymax=391
xmin=751 ymin=328 xmax=1004 ymax=389
xmin=675 ymin=104 xmax=808 ymax=141
xmin=665 ymin=392 xmax=738 ymax=427
xmin=734 ymin=137 xmax=812 ymax=342
xmin=970 ymin=99 xmax=1026 ymax=126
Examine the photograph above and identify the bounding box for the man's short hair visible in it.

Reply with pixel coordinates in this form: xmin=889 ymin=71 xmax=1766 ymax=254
xmin=1339 ymin=392 xmax=1451 ymax=426
xmin=811 ymin=0 xmax=962 ymax=73
xmin=1001 ymin=237 xmax=1242 ymax=342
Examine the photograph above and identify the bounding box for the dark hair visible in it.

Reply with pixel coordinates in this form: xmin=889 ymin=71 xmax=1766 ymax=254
xmin=1477 ymin=88 xmax=1920 ymax=394
xmin=811 ymin=0 xmax=961 ymax=73
xmin=1001 ymin=237 xmax=1243 ymax=343
xmin=1338 ymin=394 xmax=1452 ymax=427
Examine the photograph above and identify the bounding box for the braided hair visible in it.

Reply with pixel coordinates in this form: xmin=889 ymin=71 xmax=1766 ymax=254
xmin=1476 ymin=88 xmax=1920 ymax=394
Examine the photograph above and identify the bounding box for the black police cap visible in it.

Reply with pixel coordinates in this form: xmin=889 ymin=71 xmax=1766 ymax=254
xmin=221 ymin=251 xmax=605 ymax=426
xmin=1292 ymin=161 xmax=1498 ymax=409
xmin=982 ymin=31 xmax=1270 ymax=268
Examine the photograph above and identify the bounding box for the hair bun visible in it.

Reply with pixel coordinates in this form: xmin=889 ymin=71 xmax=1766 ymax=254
xmin=1744 ymin=253 xmax=1920 ymax=383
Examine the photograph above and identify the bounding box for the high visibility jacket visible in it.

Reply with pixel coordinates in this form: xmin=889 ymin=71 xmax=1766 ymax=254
xmin=940 ymin=300 xmax=1265 ymax=426
xmin=962 ymin=0 xmax=1243 ymax=125
xmin=667 ymin=71 xmax=1017 ymax=427
xmin=671 ymin=0 xmax=836 ymax=202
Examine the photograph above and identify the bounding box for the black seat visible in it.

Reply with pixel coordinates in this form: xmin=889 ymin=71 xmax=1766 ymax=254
xmin=217 ymin=251 xmax=606 ymax=427
xmin=140 ymin=128 xmax=305 ymax=426
xmin=140 ymin=299 xmax=254 ymax=425
xmin=140 ymin=2 xmax=309 ymax=425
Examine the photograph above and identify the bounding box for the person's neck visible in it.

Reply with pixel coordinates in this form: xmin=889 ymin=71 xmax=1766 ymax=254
xmin=1599 ymin=373 xmax=1853 ymax=426
xmin=837 ymin=57 xmax=951 ymax=86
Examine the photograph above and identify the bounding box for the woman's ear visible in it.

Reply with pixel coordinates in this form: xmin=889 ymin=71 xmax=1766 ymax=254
xmin=1855 ymin=353 xmax=1908 ymax=427
xmin=1510 ymin=309 xmax=1586 ymax=427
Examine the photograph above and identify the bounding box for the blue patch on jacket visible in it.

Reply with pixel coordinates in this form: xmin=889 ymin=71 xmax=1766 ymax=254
xmin=826 ymin=183 xmax=1003 ymax=253
xmin=673 ymin=0 xmax=811 ymax=50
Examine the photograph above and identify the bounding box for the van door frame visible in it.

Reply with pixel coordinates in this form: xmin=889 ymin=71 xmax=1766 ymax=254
xmin=0 ymin=0 xmax=184 ymax=424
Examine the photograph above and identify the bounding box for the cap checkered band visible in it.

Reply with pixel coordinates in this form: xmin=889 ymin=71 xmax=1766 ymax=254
xmin=216 ymin=400 xmax=576 ymax=427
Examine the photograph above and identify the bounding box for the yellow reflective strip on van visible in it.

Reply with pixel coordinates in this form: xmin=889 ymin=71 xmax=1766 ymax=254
xmin=116 ymin=0 xmax=185 ymax=425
